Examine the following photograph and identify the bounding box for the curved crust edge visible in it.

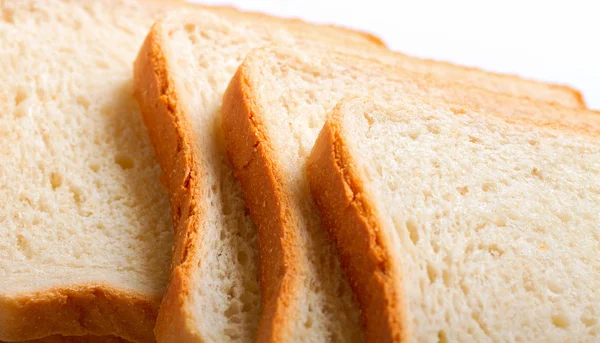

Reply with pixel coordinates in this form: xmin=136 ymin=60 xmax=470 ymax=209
xmin=221 ymin=66 xmax=304 ymax=342
xmin=133 ymin=24 xmax=204 ymax=342
xmin=306 ymin=102 xmax=408 ymax=343
xmin=0 ymin=285 xmax=158 ymax=342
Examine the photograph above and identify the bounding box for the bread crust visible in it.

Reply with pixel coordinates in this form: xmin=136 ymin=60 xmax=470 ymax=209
xmin=133 ymin=7 xmax=385 ymax=343
xmin=133 ymin=23 xmax=205 ymax=343
xmin=6 ymin=334 xmax=129 ymax=343
xmin=221 ymin=67 xmax=303 ymax=342
xmin=0 ymin=285 xmax=158 ymax=342
xmin=306 ymin=103 xmax=407 ymax=343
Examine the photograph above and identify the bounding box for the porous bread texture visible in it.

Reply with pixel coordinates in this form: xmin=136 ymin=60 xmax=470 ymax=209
xmin=0 ymin=1 xmax=178 ymax=341
xmin=222 ymin=45 xmax=600 ymax=342
xmin=309 ymin=97 xmax=600 ymax=342
xmin=133 ymin=8 xmax=384 ymax=343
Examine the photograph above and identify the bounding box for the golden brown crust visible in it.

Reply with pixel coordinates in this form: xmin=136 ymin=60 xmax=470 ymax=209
xmin=306 ymin=105 xmax=407 ymax=343
xmin=221 ymin=67 xmax=303 ymax=342
xmin=183 ymin=4 xmax=386 ymax=49
xmin=0 ymin=285 xmax=157 ymax=342
xmin=7 ymin=334 xmax=129 ymax=343
xmin=133 ymin=24 xmax=204 ymax=342
xmin=132 ymin=6 xmax=384 ymax=343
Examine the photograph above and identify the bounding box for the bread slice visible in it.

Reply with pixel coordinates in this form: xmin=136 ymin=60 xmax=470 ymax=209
xmin=307 ymin=97 xmax=600 ymax=342
xmin=221 ymin=44 xmax=600 ymax=342
xmin=132 ymin=7 xmax=385 ymax=343
xmin=0 ymin=1 xmax=183 ymax=341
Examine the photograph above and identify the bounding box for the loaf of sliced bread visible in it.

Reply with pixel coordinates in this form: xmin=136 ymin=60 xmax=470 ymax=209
xmin=221 ymin=44 xmax=600 ymax=342
xmin=0 ymin=1 xmax=183 ymax=341
xmin=132 ymin=7 xmax=384 ymax=343
xmin=307 ymin=97 xmax=600 ymax=342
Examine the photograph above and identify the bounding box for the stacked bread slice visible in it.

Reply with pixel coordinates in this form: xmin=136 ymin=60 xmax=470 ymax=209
xmin=222 ymin=45 xmax=599 ymax=342
xmin=1 ymin=0 xmax=597 ymax=342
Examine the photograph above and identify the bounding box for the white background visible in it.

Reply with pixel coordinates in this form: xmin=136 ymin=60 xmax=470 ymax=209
xmin=197 ymin=0 xmax=599 ymax=109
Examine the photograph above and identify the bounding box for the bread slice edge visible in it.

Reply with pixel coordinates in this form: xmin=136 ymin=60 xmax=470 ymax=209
xmin=133 ymin=22 xmax=206 ymax=342
xmin=306 ymin=98 xmax=408 ymax=342
xmin=221 ymin=65 xmax=305 ymax=343
xmin=0 ymin=283 xmax=158 ymax=342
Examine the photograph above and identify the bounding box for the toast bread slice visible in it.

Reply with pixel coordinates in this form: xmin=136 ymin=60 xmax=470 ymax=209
xmin=132 ymin=8 xmax=385 ymax=343
xmin=307 ymin=97 xmax=600 ymax=341
xmin=221 ymin=45 xmax=600 ymax=342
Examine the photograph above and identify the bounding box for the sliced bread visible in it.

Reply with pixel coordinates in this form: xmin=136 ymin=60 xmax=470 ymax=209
xmin=221 ymin=45 xmax=600 ymax=342
xmin=307 ymin=97 xmax=600 ymax=342
xmin=0 ymin=1 xmax=182 ymax=341
xmin=132 ymin=7 xmax=384 ymax=343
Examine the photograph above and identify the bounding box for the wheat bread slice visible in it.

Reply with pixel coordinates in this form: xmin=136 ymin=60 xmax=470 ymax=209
xmin=132 ymin=7 xmax=385 ymax=343
xmin=221 ymin=44 xmax=600 ymax=342
xmin=0 ymin=1 xmax=187 ymax=341
xmin=307 ymin=97 xmax=600 ymax=342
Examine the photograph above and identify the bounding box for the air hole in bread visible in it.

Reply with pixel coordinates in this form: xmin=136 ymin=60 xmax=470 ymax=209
xmin=437 ymin=330 xmax=448 ymax=343
xmin=531 ymin=167 xmax=543 ymax=179
xmin=442 ymin=269 xmax=452 ymax=287
xmin=76 ymin=95 xmax=91 ymax=108
xmin=50 ymin=172 xmax=63 ymax=189
xmin=468 ymin=135 xmax=482 ymax=144
xmin=426 ymin=263 xmax=436 ymax=284
xmin=14 ymin=86 xmax=28 ymax=106
xmin=408 ymin=130 xmax=420 ymax=140
xmin=547 ymin=278 xmax=564 ymax=294
xmin=89 ymin=163 xmax=100 ymax=172
xmin=557 ymin=210 xmax=572 ymax=223
xmin=115 ymin=153 xmax=134 ymax=170
xmin=552 ymin=313 xmax=570 ymax=329
xmin=70 ymin=186 xmax=84 ymax=205
xmin=305 ymin=315 xmax=314 ymax=328
xmin=19 ymin=194 xmax=33 ymax=206
xmin=3 ymin=8 xmax=15 ymax=23
xmin=406 ymin=218 xmax=419 ymax=245
xmin=457 ymin=186 xmax=469 ymax=196
xmin=16 ymin=234 xmax=34 ymax=259
xmin=582 ymin=315 xmax=597 ymax=328
xmin=184 ymin=23 xmax=195 ymax=33
xmin=450 ymin=106 xmax=466 ymax=115
xmin=460 ymin=281 xmax=469 ymax=295
xmin=427 ymin=123 xmax=440 ymax=134
xmin=481 ymin=243 xmax=504 ymax=257
xmin=481 ymin=182 xmax=496 ymax=192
